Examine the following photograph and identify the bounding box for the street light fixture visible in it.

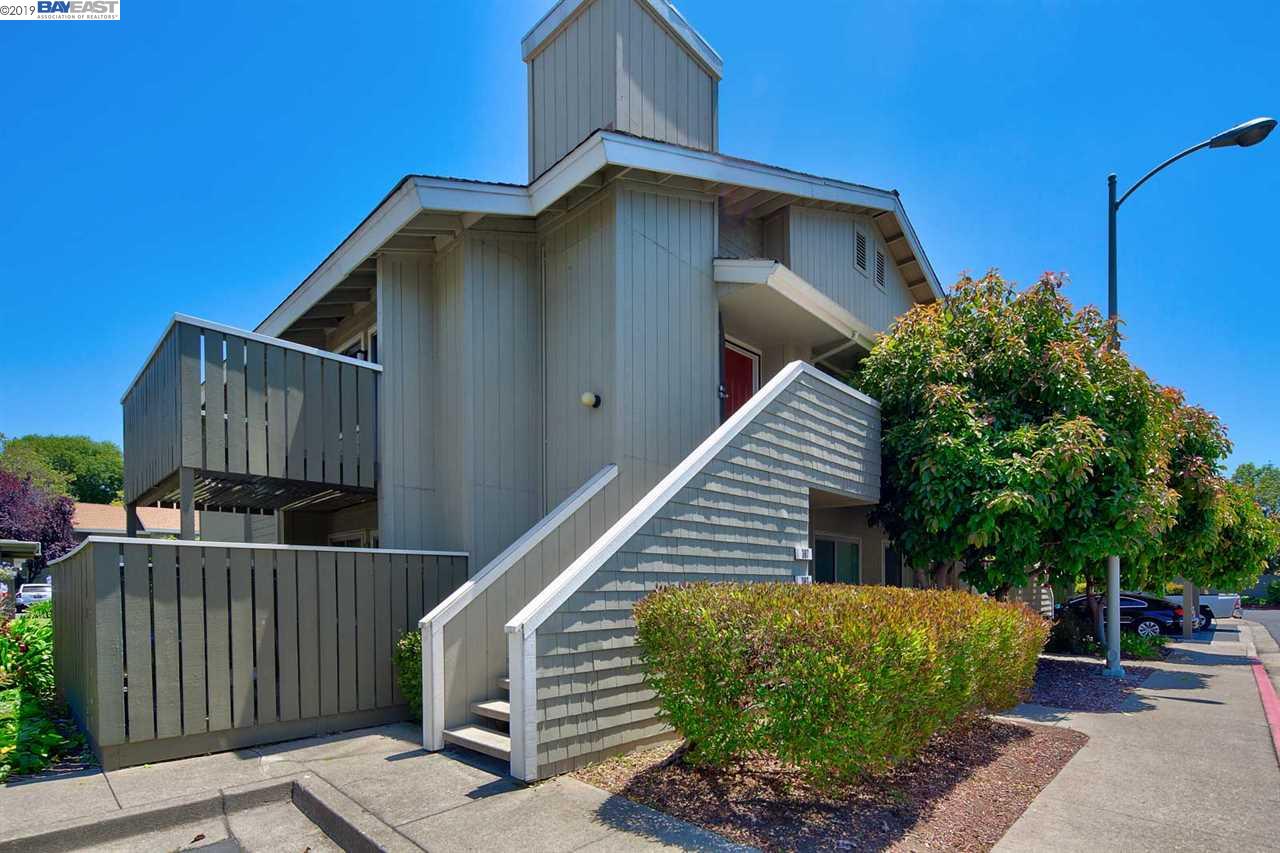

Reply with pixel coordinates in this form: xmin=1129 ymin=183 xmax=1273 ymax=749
xmin=1102 ymin=116 xmax=1275 ymax=678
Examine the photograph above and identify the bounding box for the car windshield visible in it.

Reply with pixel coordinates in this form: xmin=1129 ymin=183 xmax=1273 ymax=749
xmin=23 ymin=585 xmax=51 ymax=592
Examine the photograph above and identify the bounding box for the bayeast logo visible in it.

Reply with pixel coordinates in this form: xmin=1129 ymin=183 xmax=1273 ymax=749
xmin=1 ymin=1 xmax=121 ymax=20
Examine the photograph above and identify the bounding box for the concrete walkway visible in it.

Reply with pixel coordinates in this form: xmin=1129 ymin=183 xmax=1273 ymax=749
xmin=996 ymin=621 xmax=1280 ymax=852
xmin=0 ymin=723 xmax=744 ymax=851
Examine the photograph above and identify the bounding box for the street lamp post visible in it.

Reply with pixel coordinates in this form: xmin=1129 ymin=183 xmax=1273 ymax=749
xmin=1102 ymin=116 xmax=1276 ymax=678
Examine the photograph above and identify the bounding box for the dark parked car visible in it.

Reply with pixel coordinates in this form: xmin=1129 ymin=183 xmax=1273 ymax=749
xmin=1062 ymin=593 xmax=1184 ymax=638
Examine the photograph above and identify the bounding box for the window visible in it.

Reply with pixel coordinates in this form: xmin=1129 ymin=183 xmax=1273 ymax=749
xmin=874 ymin=249 xmax=886 ymax=289
xmin=855 ymin=229 xmax=868 ymax=273
xmin=813 ymin=536 xmax=861 ymax=584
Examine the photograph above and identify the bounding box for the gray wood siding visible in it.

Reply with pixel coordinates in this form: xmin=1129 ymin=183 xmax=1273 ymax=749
xmin=531 ymin=370 xmax=880 ymax=776
xmin=527 ymin=0 xmax=717 ymax=180
xmin=123 ymin=320 xmax=380 ymax=505
xmin=542 ymin=192 xmax=618 ymax=509
xmin=717 ymin=211 xmax=763 ymax=260
xmin=785 ymin=207 xmax=916 ymax=334
xmin=529 ymin=0 xmax=618 ymax=180
xmin=616 ymin=0 xmax=716 ymax=153
xmin=614 ymin=184 xmax=720 ymax=509
xmin=440 ymin=473 xmax=622 ymax=732
xmin=378 ymin=236 xmax=542 ymax=569
xmin=463 ymin=233 xmax=544 ymax=567
xmin=49 ymin=539 xmax=466 ymax=770
xmin=378 ymin=251 xmax=445 ymax=550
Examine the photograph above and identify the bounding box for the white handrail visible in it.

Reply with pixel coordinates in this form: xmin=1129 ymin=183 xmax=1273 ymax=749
xmin=46 ymin=535 xmax=466 ymax=569
xmin=420 ymin=463 xmax=618 ymax=750
xmin=503 ymin=361 xmax=877 ymax=780
xmin=505 ymin=361 xmax=874 ymax=639
xmin=121 ymin=313 xmax=383 ymax=404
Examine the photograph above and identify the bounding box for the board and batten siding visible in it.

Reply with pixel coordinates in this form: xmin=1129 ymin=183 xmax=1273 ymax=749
xmin=463 ymin=232 xmax=544 ymax=568
xmin=528 ymin=0 xmax=618 ymax=180
xmin=541 ymin=191 xmax=618 ymax=510
xmin=378 ymin=235 xmax=542 ymax=569
xmin=529 ymin=367 xmax=881 ymax=776
xmin=783 ymin=206 xmax=916 ymax=335
xmin=615 ymin=0 xmax=716 ymax=153
xmin=527 ymin=0 xmax=718 ymax=180
xmin=614 ymin=183 xmax=720 ymax=509
xmin=378 ymin=250 xmax=445 ymax=551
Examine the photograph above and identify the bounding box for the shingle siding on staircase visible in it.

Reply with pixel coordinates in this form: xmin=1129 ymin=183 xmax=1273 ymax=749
xmin=532 ymin=371 xmax=879 ymax=775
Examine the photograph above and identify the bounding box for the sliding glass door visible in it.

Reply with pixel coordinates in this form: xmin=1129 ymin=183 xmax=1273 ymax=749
xmin=813 ymin=536 xmax=860 ymax=584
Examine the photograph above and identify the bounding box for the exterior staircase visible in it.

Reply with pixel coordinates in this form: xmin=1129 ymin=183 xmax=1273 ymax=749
xmin=442 ymin=675 xmax=511 ymax=761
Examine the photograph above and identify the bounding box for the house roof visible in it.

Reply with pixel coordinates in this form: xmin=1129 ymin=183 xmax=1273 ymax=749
xmin=256 ymin=130 xmax=943 ymax=337
xmin=521 ymin=0 xmax=724 ymax=79
xmin=72 ymin=502 xmax=194 ymax=535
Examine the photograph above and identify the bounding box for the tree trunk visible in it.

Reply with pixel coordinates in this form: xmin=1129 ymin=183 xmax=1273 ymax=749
xmin=931 ymin=562 xmax=950 ymax=590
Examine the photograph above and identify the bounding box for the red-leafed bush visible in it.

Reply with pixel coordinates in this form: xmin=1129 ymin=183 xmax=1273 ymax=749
xmin=635 ymin=583 xmax=1048 ymax=787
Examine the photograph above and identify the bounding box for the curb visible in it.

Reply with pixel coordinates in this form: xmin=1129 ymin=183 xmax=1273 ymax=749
xmin=0 ymin=773 xmax=415 ymax=852
xmin=1241 ymin=621 xmax=1280 ymax=769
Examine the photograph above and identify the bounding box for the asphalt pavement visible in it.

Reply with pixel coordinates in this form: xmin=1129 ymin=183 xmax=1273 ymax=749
xmin=1245 ymin=607 xmax=1280 ymax=647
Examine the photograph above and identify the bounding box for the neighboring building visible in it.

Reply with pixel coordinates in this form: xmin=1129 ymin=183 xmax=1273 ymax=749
xmin=71 ymin=501 xmax=278 ymax=544
xmin=108 ymin=0 xmax=946 ymax=779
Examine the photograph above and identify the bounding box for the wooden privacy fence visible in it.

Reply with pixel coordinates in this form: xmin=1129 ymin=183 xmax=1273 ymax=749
xmin=122 ymin=315 xmax=381 ymax=506
xmin=51 ymin=537 xmax=467 ymax=769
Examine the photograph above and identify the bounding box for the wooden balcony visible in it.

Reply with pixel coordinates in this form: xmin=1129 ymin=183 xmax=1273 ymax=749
xmin=122 ymin=315 xmax=380 ymax=515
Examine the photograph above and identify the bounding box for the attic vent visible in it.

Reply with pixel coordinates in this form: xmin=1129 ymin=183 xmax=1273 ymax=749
xmin=855 ymin=230 xmax=867 ymax=272
xmin=875 ymin=249 xmax=886 ymax=289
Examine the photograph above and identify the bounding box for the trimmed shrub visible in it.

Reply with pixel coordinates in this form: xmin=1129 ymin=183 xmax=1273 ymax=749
xmin=635 ymin=583 xmax=1048 ymax=787
xmin=394 ymin=630 xmax=423 ymax=721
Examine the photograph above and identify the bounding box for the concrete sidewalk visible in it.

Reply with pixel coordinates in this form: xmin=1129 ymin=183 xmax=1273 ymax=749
xmin=0 ymin=722 xmax=745 ymax=851
xmin=996 ymin=621 xmax=1280 ymax=852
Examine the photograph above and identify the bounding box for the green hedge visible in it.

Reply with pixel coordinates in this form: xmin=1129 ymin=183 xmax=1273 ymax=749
xmin=635 ymin=583 xmax=1048 ymax=786
xmin=394 ymin=630 xmax=423 ymax=722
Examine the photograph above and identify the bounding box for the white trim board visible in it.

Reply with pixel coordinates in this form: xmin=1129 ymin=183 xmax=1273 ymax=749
xmin=255 ymin=130 xmax=943 ymax=341
xmin=47 ymin=535 xmax=466 ymax=569
xmin=714 ymin=258 xmax=880 ymax=350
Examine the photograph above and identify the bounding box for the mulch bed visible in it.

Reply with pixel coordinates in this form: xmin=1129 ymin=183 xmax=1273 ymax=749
xmin=573 ymin=718 xmax=1086 ymax=852
xmin=1029 ymin=657 xmax=1155 ymax=712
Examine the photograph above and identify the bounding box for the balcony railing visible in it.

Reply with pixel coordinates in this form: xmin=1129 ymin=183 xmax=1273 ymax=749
xmin=122 ymin=315 xmax=380 ymax=512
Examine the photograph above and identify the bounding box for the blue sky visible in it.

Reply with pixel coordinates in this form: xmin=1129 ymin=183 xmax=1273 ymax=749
xmin=1 ymin=0 xmax=1276 ymax=471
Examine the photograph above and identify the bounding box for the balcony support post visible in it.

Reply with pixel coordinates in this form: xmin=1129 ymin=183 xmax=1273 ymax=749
xmin=179 ymin=467 xmax=196 ymax=540
xmin=124 ymin=503 xmax=141 ymax=537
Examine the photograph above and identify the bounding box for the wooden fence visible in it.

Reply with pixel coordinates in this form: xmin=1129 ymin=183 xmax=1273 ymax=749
xmin=51 ymin=537 xmax=466 ymax=769
xmin=122 ymin=315 xmax=381 ymax=505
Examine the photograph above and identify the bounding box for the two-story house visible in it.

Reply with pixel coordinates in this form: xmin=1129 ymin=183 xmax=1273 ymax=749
xmin=96 ymin=0 xmax=943 ymax=779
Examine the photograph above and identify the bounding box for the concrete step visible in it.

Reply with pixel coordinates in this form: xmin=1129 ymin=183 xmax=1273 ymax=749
xmin=443 ymin=724 xmax=511 ymax=761
xmin=497 ymin=676 xmax=510 ymax=692
xmin=471 ymin=698 xmax=510 ymax=723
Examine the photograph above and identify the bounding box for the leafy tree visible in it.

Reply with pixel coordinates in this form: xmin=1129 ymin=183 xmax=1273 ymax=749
xmin=858 ymin=271 xmax=1177 ymax=607
xmin=1127 ymin=394 xmax=1232 ymax=592
xmin=0 ymin=469 xmax=76 ymax=582
xmin=1232 ymin=462 xmax=1280 ymax=517
xmin=1 ymin=434 xmax=122 ymax=504
xmin=0 ymin=434 xmax=73 ymax=496
xmin=1231 ymin=463 xmax=1280 ymax=574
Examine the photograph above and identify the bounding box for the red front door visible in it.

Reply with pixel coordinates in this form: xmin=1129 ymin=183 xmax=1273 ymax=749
xmin=722 ymin=343 xmax=758 ymax=421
